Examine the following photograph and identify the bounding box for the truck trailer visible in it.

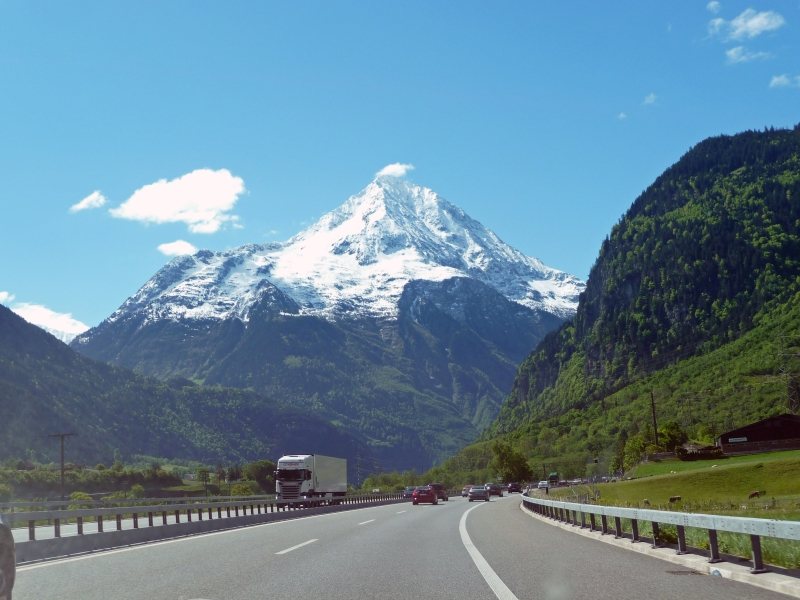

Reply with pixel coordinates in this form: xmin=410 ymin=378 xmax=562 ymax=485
xmin=275 ymin=454 xmax=347 ymax=504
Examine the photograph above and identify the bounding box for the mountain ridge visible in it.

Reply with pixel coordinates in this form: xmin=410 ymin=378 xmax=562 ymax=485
xmin=71 ymin=173 xmax=582 ymax=470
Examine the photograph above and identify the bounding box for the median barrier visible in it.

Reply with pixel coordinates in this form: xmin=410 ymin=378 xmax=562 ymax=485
xmin=4 ymin=492 xmax=405 ymax=563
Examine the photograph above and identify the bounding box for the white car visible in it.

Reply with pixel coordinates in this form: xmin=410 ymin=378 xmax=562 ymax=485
xmin=537 ymin=480 xmax=550 ymax=490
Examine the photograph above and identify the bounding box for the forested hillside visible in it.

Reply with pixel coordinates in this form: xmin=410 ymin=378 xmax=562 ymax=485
xmin=493 ymin=125 xmax=800 ymax=434
xmin=0 ymin=305 xmax=371 ymax=468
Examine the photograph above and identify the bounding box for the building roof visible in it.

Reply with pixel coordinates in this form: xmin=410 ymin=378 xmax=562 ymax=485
xmin=719 ymin=414 xmax=800 ymax=444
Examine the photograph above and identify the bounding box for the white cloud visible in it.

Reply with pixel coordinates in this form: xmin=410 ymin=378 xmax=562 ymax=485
xmin=110 ymin=168 xmax=245 ymax=234
xmin=710 ymin=9 xmax=785 ymax=40
xmin=0 ymin=291 xmax=15 ymax=305
xmin=707 ymin=1 xmax=721 ymax=14
xmin=617 ymin=112 xmax=628 ymax=120
xmin=708 ymin=17 xmax=726 ymax=36
xmin=376 ymin=163 xmax=415 ymax=178
xmin=157 ymin=240 xmax=198 ymax=256
xmin=726 ymin=46 xmax=770 ymax=64
xmin=11 ymin=303 xmax=89 ymax=343
xmin=643 ymin=92 xmax=657 ymax=105
xmin=69 ymin=190 xmax=107 ymax=213
xmin=730 ymin=9 xmax=784 ymax=39
xmin=770 ymin=74 xmax=800 ymax=88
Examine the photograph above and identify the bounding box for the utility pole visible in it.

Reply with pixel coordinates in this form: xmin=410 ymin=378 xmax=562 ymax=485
xmin=49 ymin=432 xmax=76 ymax=502
xmin=650 ymin=391 xmax=660 ymax=448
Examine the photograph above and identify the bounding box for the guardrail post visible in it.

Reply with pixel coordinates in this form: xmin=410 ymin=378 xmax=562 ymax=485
xmin=174 ymin=509 xmax=180 ymax=523
xmin=750 ymin=535 xmax=768 ymax=573
xmin=28 ymin=520 xmax=36 ymax=541
xmin=234 ymin=505 xmax=239 ymax=517
xmin=54 ymin=518 xmax=61 ymax=538
xmin=197 ymin=508 xmax=203 ymax=521
xmin=148 ymin=512 xmax=154 ymax=527
xmin=589 ymin=513 xmax=596 ymax=531
xmin=631 ymin=519 xmax=640 ymax=543
xmin=601 ymin=515 xmax=609 ymax=535
xmin=651 ymin=522 xmax=661 ymax=548
xmin=162 ymin=511 xmax=167 ymax=525
xmin=97 ymin=515 xmax=103 ymax=533
xmin=186 ymin=508 xmax=192 ymax=522
xmin=226 ymin=506 xmax=231 ymax=518
xmin=614 ymin=516 xmax=623 ymax=539
xmin=133 ymin=513 xmax=139 ymax=529
xmin=580 ymin=511 xmax=586 ymax=529
xmin=116 ymin=514 xmax=122 ymax=531
xmin=676 ymin=525 xmax=687 ymax=554
xmin=217 ymin=506 xmax=222 ymax=519
xmin=707 ymin=529 xmax=721 ymax=563
xmin=77 ymin=516 xmax=84 ymax=535
xmin=208 ymin=507 xmax=213 ymax=520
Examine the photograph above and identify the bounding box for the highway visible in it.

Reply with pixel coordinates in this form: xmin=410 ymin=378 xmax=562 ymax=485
xmin=12 ymin=495 xmax=792 ymax=599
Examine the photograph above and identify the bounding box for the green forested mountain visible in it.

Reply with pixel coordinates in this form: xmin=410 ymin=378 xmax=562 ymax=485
xmin=485 ymin=125 xmax=800 ymax=473
xmin=0 ymin=304 xmax=372 ymax=468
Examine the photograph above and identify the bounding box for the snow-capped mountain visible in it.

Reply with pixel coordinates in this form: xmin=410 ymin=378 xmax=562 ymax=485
xmin=98 ymin=173 xmax=583 ymax=327
xmin=72 ymin=171 xmax=584 ymax=471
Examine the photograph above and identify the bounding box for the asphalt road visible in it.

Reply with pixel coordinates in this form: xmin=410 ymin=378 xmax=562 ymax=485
xmin=12 ymin=495 xmax=792 ymax=600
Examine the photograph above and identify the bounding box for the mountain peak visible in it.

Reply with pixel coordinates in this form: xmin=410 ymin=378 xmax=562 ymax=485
xmin=95 ymin=173 xmax=584 ymax=327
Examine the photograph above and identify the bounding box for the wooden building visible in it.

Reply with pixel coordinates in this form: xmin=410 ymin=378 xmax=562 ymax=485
xmin=718 ymin=414 xmax=800 ymax=454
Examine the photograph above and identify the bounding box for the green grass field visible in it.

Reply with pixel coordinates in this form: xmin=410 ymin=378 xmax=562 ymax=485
xmin=553 ymin=449 xmax=800 ymax=519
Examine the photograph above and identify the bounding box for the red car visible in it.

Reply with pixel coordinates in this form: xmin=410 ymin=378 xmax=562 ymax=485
xmin=412 ymin=485 xmax=438 ymax=505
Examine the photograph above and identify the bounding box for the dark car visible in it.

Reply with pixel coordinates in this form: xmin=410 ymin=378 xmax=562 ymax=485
xmin=484 ymin=483 xmax=503 ymax=497
xmin=0 ymin=514 xmax=14 ymax=600
xmin=428 ymin=482 xmax=448 ymax=501
xmin=468 ymin=485 xmax=490 ymax=502
xmin=402 ymin=486 xmax=416 ymax=499
xmin=412 ymin=486 xmax=438 ymax=505
xmin=506 ymin=482 xmax=522 ymax=493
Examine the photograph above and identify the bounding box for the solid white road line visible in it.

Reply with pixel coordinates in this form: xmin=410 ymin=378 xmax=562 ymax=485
xmin=459 ymin=505 xmax=519 ymax=600
xmin=275 ymin=539 xmax=318 ymax=555
xmin=358 ymin=519 xmax=375 ymax=525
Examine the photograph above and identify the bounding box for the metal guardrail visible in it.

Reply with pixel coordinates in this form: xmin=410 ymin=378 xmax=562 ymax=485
xmin=521 ymin=494 xmax=800 ymax=573
xmin=4 ymin=492 xmax=403 ymax=543
xmin=1 ymin=494 xmax=275 ymax=512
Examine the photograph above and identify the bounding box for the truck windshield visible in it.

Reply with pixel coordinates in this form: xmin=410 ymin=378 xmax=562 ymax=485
xmin=276 ymin=469 xmax=306 ymax=481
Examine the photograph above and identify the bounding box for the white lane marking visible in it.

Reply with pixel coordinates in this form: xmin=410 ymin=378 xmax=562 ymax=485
xmin=275 ymin=538 xmax=318 ymax=555
xmin=358 ymin=519 xmax=375 ymax=525
xmin=396 ymin=510 xmax=407 ymax=514
xmin=459 ymin=504 xmax=519 ymax=600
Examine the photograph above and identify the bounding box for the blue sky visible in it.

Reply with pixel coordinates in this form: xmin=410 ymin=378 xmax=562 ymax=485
xmin=1 ymin=1 xmax=798 ymax=334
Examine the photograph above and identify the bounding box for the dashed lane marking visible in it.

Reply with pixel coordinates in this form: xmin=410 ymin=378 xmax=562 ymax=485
xmin=275 ymin=539 xmax=318 ymax=555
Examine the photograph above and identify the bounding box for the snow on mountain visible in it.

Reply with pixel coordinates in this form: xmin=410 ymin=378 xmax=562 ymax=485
xmin=104 ymin=173 xmax=584 ymax=327
xmin=9 ymin=303 xmax=89 ymax=344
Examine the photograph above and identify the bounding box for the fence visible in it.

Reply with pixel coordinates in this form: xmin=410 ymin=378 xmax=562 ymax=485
xmin=520 ymin=494 xmax=800 ymax=573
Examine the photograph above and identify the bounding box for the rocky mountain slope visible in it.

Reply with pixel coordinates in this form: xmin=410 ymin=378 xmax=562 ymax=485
xmin=72 ymin=173 xmax=583 ymax=470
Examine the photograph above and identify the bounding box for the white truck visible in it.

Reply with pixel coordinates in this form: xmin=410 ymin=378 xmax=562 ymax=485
xmin=275 ymin=454 xmax=347 ymax=504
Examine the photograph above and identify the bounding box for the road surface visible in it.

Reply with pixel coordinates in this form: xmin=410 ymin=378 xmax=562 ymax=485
xmin=12 ymin=495 xmax=792 ymax=599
